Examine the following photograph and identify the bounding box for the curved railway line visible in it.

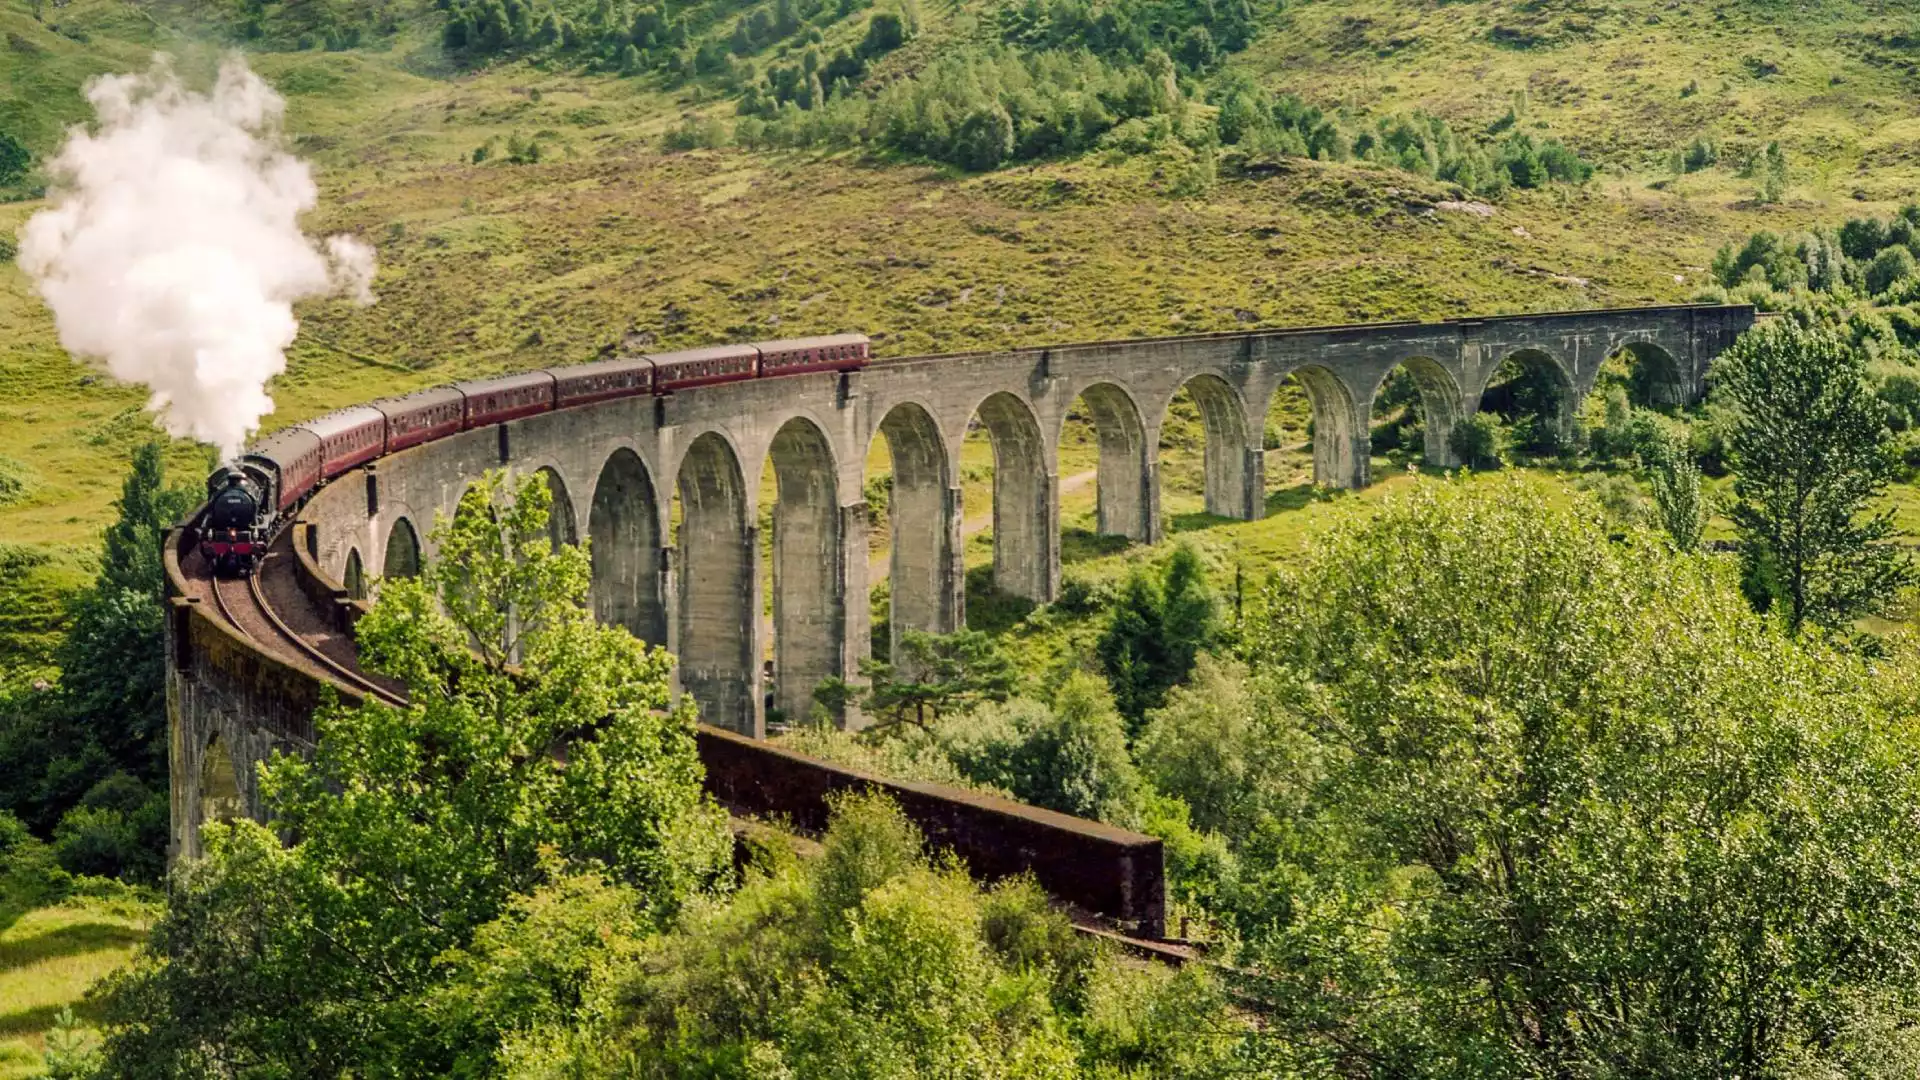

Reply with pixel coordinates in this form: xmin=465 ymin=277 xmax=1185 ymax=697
xmin=206 ymin=530 xmax=404 ymax=708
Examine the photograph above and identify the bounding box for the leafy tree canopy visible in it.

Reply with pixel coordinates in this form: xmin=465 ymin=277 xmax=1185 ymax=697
xmin=92 ymin=471 xmax=730 ymax=1076
xmin=1716 ymin=319 xmax=1915 ymax=632
xmin=1096 ymin=544 xmax=1217 ymax=731
xmin=1216 ymin=474 xmax=1920 ymax=1078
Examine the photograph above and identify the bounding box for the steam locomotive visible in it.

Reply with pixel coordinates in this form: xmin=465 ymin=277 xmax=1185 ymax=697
xmin=196 ymin=334 xmax=870 ymax=576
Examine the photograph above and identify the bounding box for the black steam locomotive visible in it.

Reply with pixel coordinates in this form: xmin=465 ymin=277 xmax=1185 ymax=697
xmin=199 ymin=464 xmax=273 ymax=576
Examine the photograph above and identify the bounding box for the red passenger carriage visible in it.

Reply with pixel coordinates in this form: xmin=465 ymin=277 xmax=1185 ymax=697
xmin=756 ymin=333 xmax=870 ymax=377
xmin=650 ymin=344 xmax=761 ymax=392
xmin=377 ymin=386 xmax=465 ymax=452
xmin=553 ymin=356 xmax=656 ymax=408
xmin=461 ymin=372 xmax=557 ymax=429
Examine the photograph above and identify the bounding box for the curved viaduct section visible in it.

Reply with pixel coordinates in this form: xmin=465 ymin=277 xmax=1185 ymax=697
xmin=166 ymin=303 xmax=1753 ymax=933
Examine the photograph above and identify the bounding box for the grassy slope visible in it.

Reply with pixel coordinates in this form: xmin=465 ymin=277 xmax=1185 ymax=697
xmin=5 ymin=0 xmax=1911 ymax=552
xmin=0 ymin=896 xmax=152 ymax=1076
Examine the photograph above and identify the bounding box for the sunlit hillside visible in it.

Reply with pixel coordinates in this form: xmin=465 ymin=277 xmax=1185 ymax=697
xmin=2 ymin=0 xmax=1910 ymax=550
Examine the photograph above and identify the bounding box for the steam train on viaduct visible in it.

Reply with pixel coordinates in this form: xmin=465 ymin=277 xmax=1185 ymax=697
xmin=198 ymin=334 xmax=871 ymax=576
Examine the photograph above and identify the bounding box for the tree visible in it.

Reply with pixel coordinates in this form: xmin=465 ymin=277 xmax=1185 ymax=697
xmin=58 ymin=442 xmax=198 ymax=779
xmin=1716 ymin=320 xmax=1915 ymax=633
xmin=1134 ymin=656 xmax=1282 ymax=845
xmin=1234 ymin=474 xmax=1920 ymax=1077
xmin=1096 ymin=545 xmax=1217 ymax=730
xmin=1447 ymin=411 xmax=1503 ymax=469
xmin=1645 ymin=430 xmax=1707 ymax=552
xmin=1758 ymin=139 xmax=1789 ymax=204
xmin=0 ymin=133 xmax=28 ymax=186
xmin=92 ymin=472 xmax=730 ymax=1075
xmin=859 ymin=628 xmax=1015 ymax=730
xmin=1866 ymin=245 xmax=1916 ymax=297
xmin=954 ymin=102 xmax=1014 ymax=171
xmin=1175 ymin=24 xmax=1216 ymax=69
xmin=859 ymin=11 xmax=905 ymax=57
xmin=0 ymin=442 xmax=193 ymax=880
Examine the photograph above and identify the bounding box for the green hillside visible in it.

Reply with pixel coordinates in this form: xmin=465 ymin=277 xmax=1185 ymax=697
xmin=0 ymin=0 xmax=1911 ymax=551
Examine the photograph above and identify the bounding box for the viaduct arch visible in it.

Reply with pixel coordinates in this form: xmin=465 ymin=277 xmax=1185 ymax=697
xmin=170 ymin=304 xmax=1755 ymax=863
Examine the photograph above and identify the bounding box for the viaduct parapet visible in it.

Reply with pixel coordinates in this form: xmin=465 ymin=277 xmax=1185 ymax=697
xmin=167 ymin=303 xmax=1754 ymax=931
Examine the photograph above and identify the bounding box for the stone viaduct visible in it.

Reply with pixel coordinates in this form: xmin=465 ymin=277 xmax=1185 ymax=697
xmin=276 ymin=303 xmax=1753 ymax=742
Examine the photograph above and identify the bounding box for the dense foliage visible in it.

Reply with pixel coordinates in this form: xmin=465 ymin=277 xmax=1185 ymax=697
xmin=1180 ymin=476 xmax=1920 ymax=1077
xmin=91 ymin=473 xmax=733 ymax=1076
xmin=0 ymin=443 xmax=196 ymax=884
xmin=582 ymin=792 xmax=1243 ymax=1078
xmin=0 ymin=131 xmax=29 ymax=187
xmin=1715 ymin=319 xmax=1915 ymax=632
xmin=1096 ymin=544 xmax=1216 ymax=730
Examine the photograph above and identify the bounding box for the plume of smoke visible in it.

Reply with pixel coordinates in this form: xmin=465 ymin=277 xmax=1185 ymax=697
xmin=18 ymin=55 xmax=376 ymax=459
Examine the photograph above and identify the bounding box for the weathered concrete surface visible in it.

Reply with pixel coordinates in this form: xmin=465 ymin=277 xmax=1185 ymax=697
xmin=175 ymin=305 xmax=1754 ymax=866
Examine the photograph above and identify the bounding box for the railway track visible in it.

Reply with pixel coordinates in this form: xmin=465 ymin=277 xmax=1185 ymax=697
xmin=208 ymin=534 xmax=404 ymax=708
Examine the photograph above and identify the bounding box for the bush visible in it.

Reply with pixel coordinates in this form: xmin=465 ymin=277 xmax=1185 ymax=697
xmin=601 ymin=793 xmax=1244 ymax=1075
xmin=1713 ymin=230 xmax=1805 ymax=291
xmin=661 ymin=115 xmax=729 ymax=150
xmin=0 ymin=132 xmax=29 ymax=186
xmin=50 ymin=774 xmax=165 ymax=883
xmin=1681 ymin=136 xmax=1719 ymax=173
xmin=0 ymin=826 xmax=71 ymax=931
xmin=1448 ymin=412 xmax=1503 ymax=469
xmin=1868 ymin=246 xmax=1918 ymax=297
xmin=934 ymin=676 xmax=1145 ymax=826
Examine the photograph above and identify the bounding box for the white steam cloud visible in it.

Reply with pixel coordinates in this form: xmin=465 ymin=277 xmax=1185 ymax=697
xmin=19 ymin=55 xmax=376 ymax=458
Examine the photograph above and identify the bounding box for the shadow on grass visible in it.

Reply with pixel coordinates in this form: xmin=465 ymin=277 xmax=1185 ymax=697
xmin=964 ymin=566 xmax=1036 ymax=635
xmin=0 ymin=999 xmax=107 ymax=1039
xmin=1167 ymin=482 xmax=1354 ymax=536
xmin=1060 ymin=528 xmax=1130 ymax=566
xmin=0 ymin=920 xmax=145 ymax=974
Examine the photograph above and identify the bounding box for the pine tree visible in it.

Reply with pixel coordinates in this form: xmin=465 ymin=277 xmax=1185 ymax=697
xmin=59 ymin=442 xmax=198 ymax=780
xmin=858 ymin=629 xmax=1015 ymax=730
xmin=1717 ymin=320 xmax=1915 ymax=632
xmin=1097 ymin=545 xmax=1217 ymax=732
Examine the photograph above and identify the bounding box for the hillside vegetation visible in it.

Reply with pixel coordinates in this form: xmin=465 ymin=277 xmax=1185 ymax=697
xmin=1 ymin=0 xmax=1912 ymax=551
xmin=10 ymin=3 xmax=1920 ymax=1073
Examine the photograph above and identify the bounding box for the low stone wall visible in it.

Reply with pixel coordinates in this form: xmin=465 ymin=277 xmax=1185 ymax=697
xmin=697 ymin=725 xmax=1166 ymax=937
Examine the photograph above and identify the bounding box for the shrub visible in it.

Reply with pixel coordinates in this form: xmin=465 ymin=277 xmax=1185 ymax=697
xmin=1448 ymin=412 xmax=1503 ymax=469
xmin=1868 ymin=246 xmax=1918 ymax=297
xmin=0 ymin=132 xmax=29 ymax=186
xmin=1681 ymin=136 xmax=1719 ymax=173
xmin=1713 ymin=230 xmax=1805 ymax=291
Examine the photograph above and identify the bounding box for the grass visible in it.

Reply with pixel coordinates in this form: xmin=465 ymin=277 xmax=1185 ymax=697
xmin=0 ymin=895 xmax=153 ymax=1076
xmin=1 ymin=0 xmax=1917 ymax=658
xmin=2 ymin=0 xmax=1903 ymax=552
